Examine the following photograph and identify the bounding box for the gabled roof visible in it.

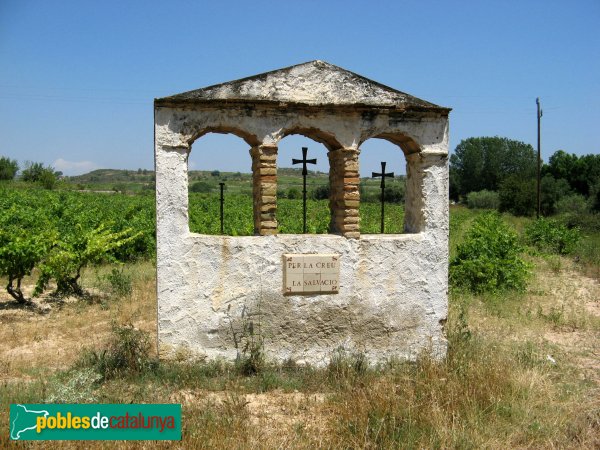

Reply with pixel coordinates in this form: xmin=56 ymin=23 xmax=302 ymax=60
xmin=155 ymin=60 xmax=449 ymax=113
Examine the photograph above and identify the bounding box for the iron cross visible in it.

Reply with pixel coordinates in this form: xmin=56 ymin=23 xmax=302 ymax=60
xmin=292 ymin=147 xmax=317 ymax=176
xmin=292 ymin=147 xmax=317 ymax=233
xmin=372 ymin=161 xmax=394 ymax=233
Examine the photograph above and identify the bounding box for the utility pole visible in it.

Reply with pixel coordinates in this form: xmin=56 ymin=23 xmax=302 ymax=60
xmin=536 ymin=98 xmax=543 ymax=218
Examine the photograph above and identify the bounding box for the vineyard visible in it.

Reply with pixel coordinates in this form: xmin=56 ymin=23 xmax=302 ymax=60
xmin=0 ymin=185 xmax=404 ymax=302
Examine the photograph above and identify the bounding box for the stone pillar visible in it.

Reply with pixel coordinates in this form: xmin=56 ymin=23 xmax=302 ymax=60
xmin=250 ymin=144 xmax=278 ymax=235
xmin=404 ymin=152 xmax=448 ymax=233
xmin=329 ymin=148 xmax=360 ymax=238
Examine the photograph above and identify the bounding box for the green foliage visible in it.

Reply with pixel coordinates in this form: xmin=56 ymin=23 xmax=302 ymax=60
xmin=81 ymin=323 xmax=156 ymax=380
xmin=450 ymin=213 xmax=530 ymax=293
xmin=544 ymin=150 xmax=600 ymax=197
xmin=540 ymin=174 xmax=572 ymax=215
xmin=21 ymin=161 xmax=58 ymax=189
xmin=555 ymin=193 xmax=588 ymax=216
xmin=498 ymin=176 xmax=536 ymax=216
xmin=103 ymin=267 xmax=133 ymax=298
xmin=35 ymin=224 xmax=138 ymax=297
xmin=450 ymin=136 xmax=536 ymax=198
xmin=45 ymin=368 xmax=101 ymax=403
xmin=286 ymin=187 xmax=301 ymax=199
xmin=524 ymin=218 xmax=580 ymax=255
xmin=383 ymin=182 xmax=405 ymax=203
xmin=39 ymin=168 xmax=57 ymax=190
xmin=190 ymin=180 xmax=214 ymax=193
xmin=311 ymin=184 xmax=330 ymax=200
xmin=0 ymin=207 xmax=54 ymax=302
xmin=590 ymin=180 xmax=600 ymax=212
xmin=466 ymin=190 xmax=499 ymax=210
xmin=0 ymin=156 xmax=19 ymax=180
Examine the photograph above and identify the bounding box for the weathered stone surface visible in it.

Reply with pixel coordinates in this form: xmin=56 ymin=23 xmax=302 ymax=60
xmin=258 ymin=167 xmax=277 ymax=176
xmin=155 ymin=61 xmax=450 ymax=366
xmin=261 ymin=185 xmax=277 ymax=196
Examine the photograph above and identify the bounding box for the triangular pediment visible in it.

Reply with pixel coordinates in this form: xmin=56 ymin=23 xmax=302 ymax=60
xmin=157 ymin=60 xmax=446 ymax=111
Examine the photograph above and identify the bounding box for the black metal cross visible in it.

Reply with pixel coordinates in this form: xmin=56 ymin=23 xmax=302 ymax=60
xmin=292 ymin=147 xmax=317 ymax=233
xmin=219 ymin=182 xmax=225 ymax=234
xmin=372 ymin=161 xmax=394 ymax=233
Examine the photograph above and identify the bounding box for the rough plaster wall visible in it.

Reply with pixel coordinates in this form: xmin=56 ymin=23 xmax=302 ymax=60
xmin=155 ymin=106 xmax=449 ymax=366
xmin=157 ymin=234 xmax=448 ymax=366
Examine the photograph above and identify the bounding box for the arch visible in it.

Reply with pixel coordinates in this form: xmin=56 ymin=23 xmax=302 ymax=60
xmin=276 ymin=133 xmax=332 ymax=234
xmin=359 ymin=132 xmax=421 ymax=155
xmin=358 ymin=138 xmax=407 ymax=234
xmin=279 ymin=126 xmax=343 ymax=152
xmin=187 ymin=125 xmax=261 ymax=148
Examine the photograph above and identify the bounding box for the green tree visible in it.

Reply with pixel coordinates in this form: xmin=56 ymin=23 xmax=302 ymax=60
xmin=21 ymin=161 xmax=58 ymax=188
xmin=544 ymin=150 xmax=600 ymax=197
xmin=450 ymin=137 xmax=536 ymax=198
xmin=0 ymin=156 xmax=19 ymax=181
xmin=498 ymin=176 xmax=536 ymax=216
xmin=540 ymin=174 xmax=571 ymax=215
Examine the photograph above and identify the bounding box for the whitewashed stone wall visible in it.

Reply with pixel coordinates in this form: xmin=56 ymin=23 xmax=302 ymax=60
xmin=155 ymin=100 xmax=449 ymax=366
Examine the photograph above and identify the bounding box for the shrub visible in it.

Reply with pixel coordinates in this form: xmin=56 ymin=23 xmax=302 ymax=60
xmin=287 ymin=187 xmax=301 ymax=199
xmin=525 ymin=218 xmax=581 ymax=255
xmin=190 ymin=181 xmax=213 ymax=193
xmin=499 ymin=176 xmax=536 ymax=216
xmin=555 ymin=193 xmax=588 ymax=215
xmin=466 ymin=190 xmax=499 ymax=210
xmin=82 ymin=323 xmax=156 ymax=380
xmin=563 ymin=212 xmax=600 ymax=233
xmin=45 ymin=368 xmax=101 ymax=403
xmin=540 ymin=174 xmax=571 ymax=215
xmin=103 ymin=267 xmax=132 ymax=297
xmin=450 ymin=213 xmax=530 ymax=293
xmin=383 ymin=182 xmax=405 ymax=203
xmin=311 ymin=184 xmax=330 ymax=200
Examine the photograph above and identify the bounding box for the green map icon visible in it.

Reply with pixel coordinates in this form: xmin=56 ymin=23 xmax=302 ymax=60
xmin=10 ymin=404 xmax=49 ymax=440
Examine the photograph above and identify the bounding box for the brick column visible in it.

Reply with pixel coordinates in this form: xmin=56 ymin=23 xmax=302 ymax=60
xmin=250 ymin=144 xmax=278 ymax=235
xmin=329 ymin=148 xmax=360 ymax=238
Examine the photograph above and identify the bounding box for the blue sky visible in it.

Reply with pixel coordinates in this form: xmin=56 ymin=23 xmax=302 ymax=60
xmin=1 ymin=0 xmax=598 ymax=176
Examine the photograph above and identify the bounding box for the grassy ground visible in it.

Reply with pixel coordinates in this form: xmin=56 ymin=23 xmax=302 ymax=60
xmin=1 ymin=213 xmax=599 ymax=448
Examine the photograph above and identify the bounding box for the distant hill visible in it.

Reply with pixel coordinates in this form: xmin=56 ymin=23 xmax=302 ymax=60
xmin=68 ymin=167 xmax=331 ymax=184
xmin=68 ymin=169 xmax=155 ymax=183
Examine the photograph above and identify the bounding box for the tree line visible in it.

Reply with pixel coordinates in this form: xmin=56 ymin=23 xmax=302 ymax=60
xmin=450 ymin=137 xmax=600 ymax=217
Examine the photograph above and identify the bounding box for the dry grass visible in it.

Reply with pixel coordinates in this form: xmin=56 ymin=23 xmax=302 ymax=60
xmin=1 ymin=256 xmax=599 ymax=448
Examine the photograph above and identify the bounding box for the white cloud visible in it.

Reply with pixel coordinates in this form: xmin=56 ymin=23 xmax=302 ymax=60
xmin=52 ymin=158 xmax=99 ymax=176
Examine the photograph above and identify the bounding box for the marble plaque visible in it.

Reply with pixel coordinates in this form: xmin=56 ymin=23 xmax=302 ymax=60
xmin=283 ymin=254 xmax=340 ymax=294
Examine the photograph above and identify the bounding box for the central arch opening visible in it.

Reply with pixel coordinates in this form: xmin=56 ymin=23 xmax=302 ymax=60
xmin=276 ymin=134 xmax=331 ymax=234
